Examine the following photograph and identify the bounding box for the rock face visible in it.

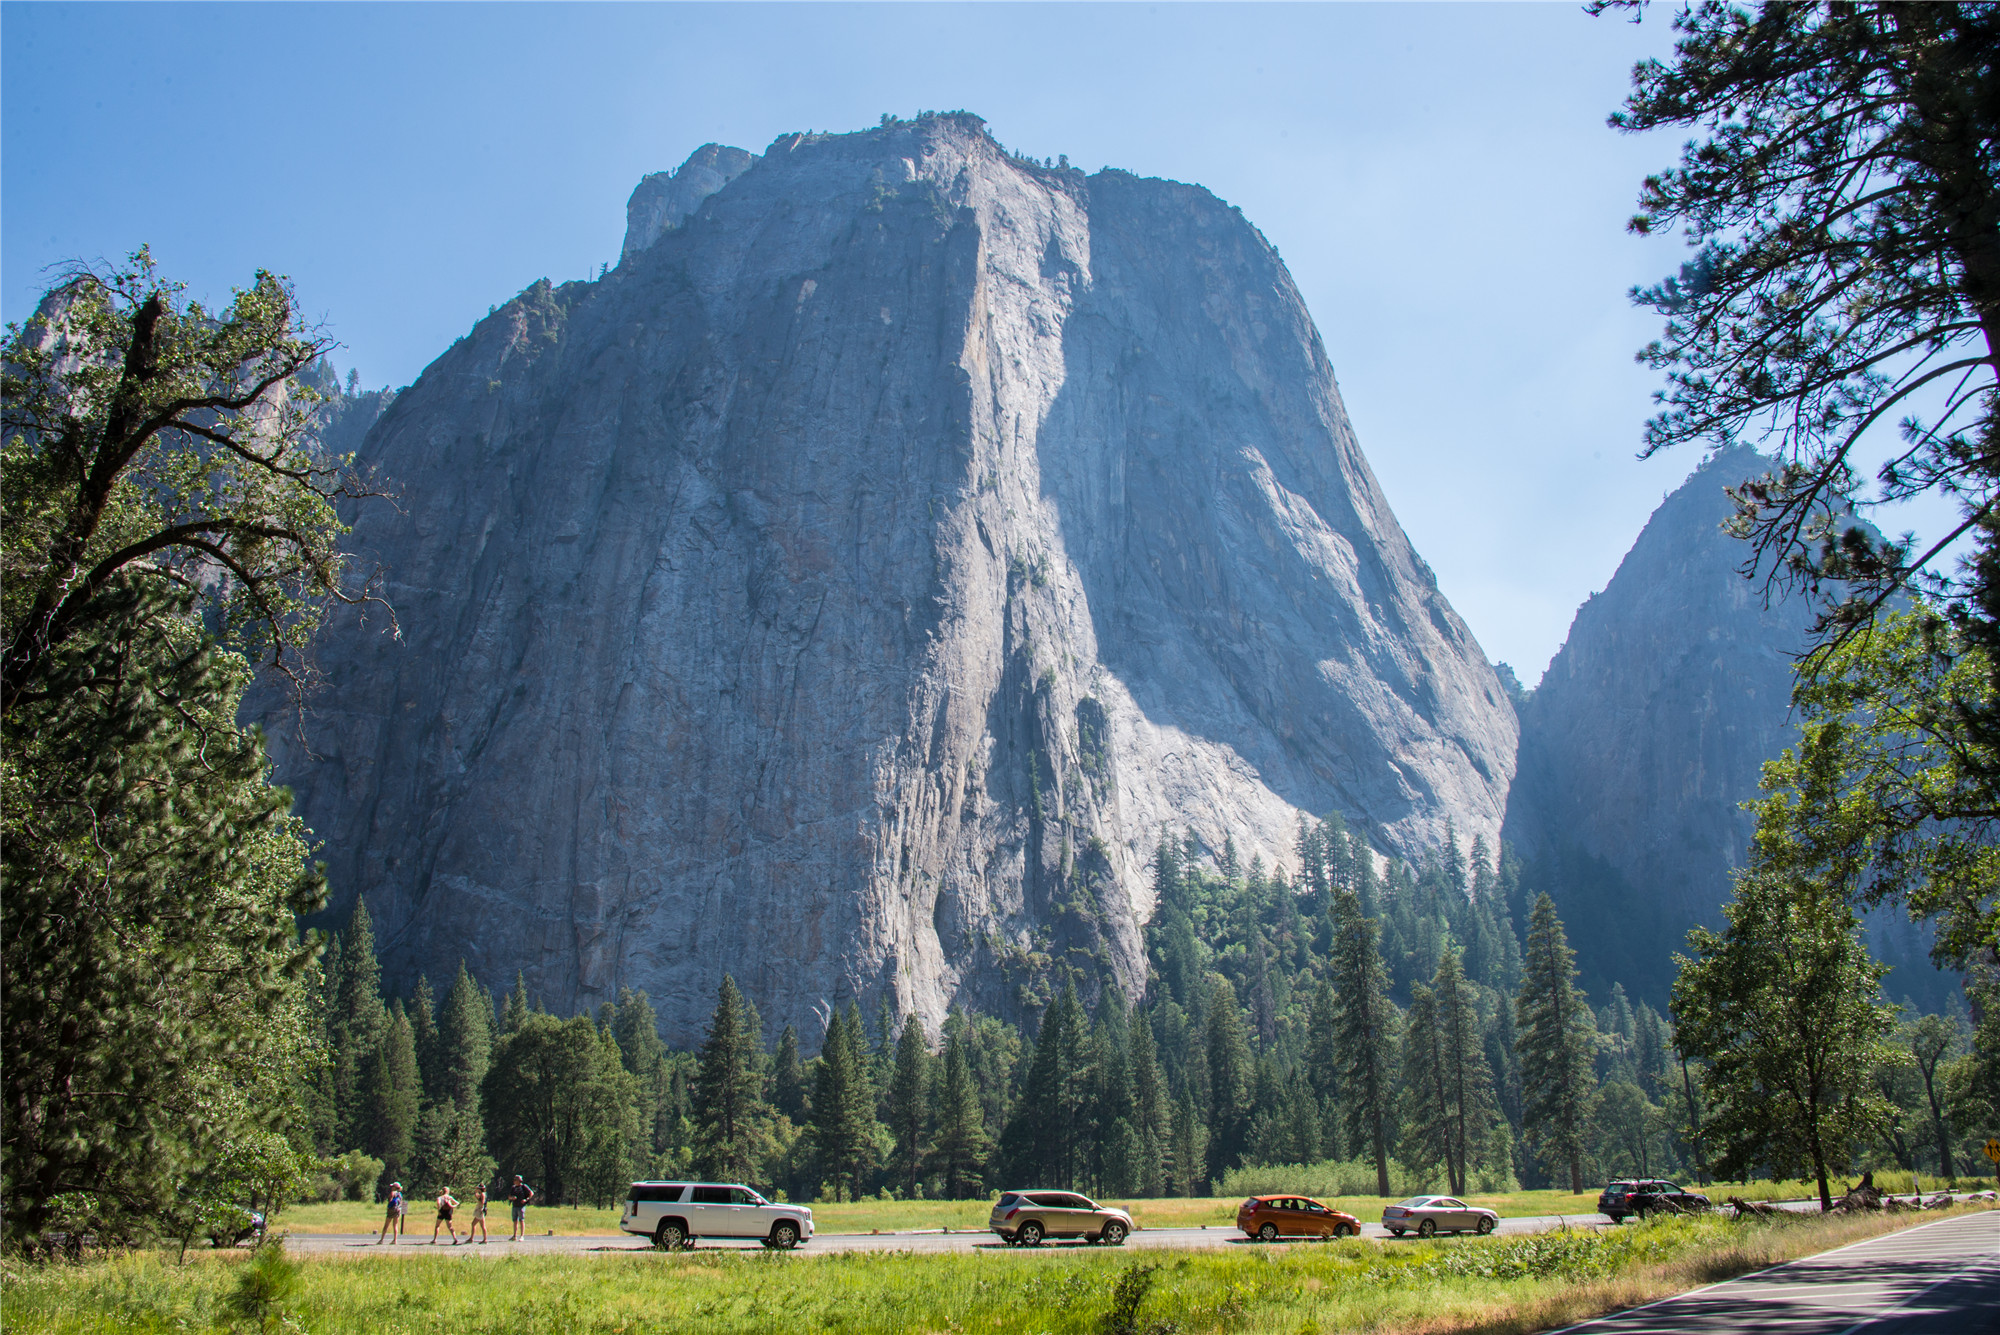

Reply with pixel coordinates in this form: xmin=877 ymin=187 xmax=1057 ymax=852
xmin=267 ymin=116 xmax=1517 ymax=1043
xmin=1506 ymin=446 xmax=1954 ymax=1010
xmin=621 ymin=144 xmax=757 ymax=260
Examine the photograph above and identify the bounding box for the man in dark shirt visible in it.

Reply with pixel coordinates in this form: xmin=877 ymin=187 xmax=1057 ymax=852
xmin=508 ymin=1175 xmax=535 ymax=1241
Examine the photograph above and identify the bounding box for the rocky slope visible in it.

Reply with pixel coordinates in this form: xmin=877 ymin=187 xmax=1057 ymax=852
xmin=1506 ymin=446 xmax=1954 ymax=1010
xmin=263 ymin=114 xmax=1518 ymax=1043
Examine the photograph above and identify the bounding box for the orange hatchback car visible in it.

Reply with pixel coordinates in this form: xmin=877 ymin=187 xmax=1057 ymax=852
xmin=1236 ymin=1195 xmax=1362 ymax=1241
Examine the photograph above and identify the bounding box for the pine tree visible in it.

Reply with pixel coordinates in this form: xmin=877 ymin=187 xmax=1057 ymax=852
xmin=409 ymin=975 xmax=442 ymax=1106
xmin=331 ymin=898 xmax=387 ymax=1153
xmin=1203 ymin=978 xmax=1253 ymax=1182
xmin=772 ymin=1024 xmax=808 ymax=1123
xmin=887 ymin=1017 xmax=931 ymax=1198
xmin=1399 ymin=982 xmax=1452 ymax=1189
xmin=1433 ymin=950 xmax=1496 ymax=1196
xmin=690 ymin=977 xmax=769 ymax=1182
xmin=1330 ymin=887 xmax=1399 ymax=1195
xmin=1009 ymin=984 xmax=1090 ymax=1187
xmin=1517 ymin=893 xmax=1598 ymax=1194
xmin=437 ymin=963 xmax=494 ymax=1113
xmin=929 ymin=1029 xmax=989 ymax=1199
xmin=370 ymin=1001 xmax=422 ymax=1192
xmin=500 ymin=974 xmax=529 ymax=1037
xmin=1169 ymin=1084 xmax=1205 ymax=1197
xmin=1305 ymin=979 xmax=1339 ymax=1154
xmin=605 ymin=988 xmax=666 ymax=1176
xmin=810 ymin=1006 xmax=879 ymax=1200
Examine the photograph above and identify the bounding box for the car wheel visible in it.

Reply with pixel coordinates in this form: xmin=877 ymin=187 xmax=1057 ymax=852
xmin=655 ymin=1222 xmax=684 ymax=1252
xmin=1476 ymin=1216 xmax=1495 ymax=1235
xmin=771 ymin=1221 xmax=799 ymax=1250
xmin=1389 ymin=1227 xmax=1405 ymax=1237
xmin=1018 ymin=1221 xmax=1043 ymax=1247
xmin=1333 ymin=1222 xmax=1354 ymax=1239
xmin=1258 ymin=1222 xmax=1279 ymax=1242
xmin=1417 ymin=1219 xmax=1437 ymax=1238
xmin=1100 ymin=1221 xmax=1127 ymax=1246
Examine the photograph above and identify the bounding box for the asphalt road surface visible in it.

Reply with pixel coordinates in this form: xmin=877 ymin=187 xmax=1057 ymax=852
xmin=1549 ymin=1208 xmax=1999 ymax=1334
xmin=283 ymin=1207 xmax=1754 ymax=1257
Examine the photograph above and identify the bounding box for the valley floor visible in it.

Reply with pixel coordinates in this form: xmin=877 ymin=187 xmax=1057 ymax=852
xmin=6 ymin=1204 xmax=1990 ymax=1334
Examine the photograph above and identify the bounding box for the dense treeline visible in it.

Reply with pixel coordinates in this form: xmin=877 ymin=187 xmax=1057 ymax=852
xmin=310 ymin=815 xmax=2000 ymax=1207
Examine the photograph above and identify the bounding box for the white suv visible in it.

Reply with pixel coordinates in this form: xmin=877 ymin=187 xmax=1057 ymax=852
xmin=619 ymin=1181 xmax=814 ymax=1250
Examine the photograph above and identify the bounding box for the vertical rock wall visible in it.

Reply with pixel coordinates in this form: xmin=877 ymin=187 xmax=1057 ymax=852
xmin=264 ymin=116 xmax=1517 ymax=1042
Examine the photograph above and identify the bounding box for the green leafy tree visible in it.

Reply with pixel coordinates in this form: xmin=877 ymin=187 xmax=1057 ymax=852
xmin=1517 ymin=893 xmax=1600 ymax=1192
xmin=1 ymin=248 xmax=382 ymax=713
xmin=482 ymin=1011 xmax=639 ymax=1206
xmin=1330 ymin=887 xmax=1399 ymax=1195
xmin=1904 ymin=1013 xmax=1962 ymax=1178
xmin=1609 ymin=1 xmax=2000 ymax=650
xmin=1672 ymin=743 xmax=1903 ymax=1211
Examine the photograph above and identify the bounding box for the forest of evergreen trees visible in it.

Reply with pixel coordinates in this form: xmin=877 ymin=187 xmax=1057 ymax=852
xmin=307 ymin=816 xmax=1991 ymax=1207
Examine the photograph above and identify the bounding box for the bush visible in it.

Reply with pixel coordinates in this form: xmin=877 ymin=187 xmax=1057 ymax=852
xmin=306 ymin=1151 xmax=386 ymax=1203
xmin=1217 ymin=1159 xmax=1435 ymax=1200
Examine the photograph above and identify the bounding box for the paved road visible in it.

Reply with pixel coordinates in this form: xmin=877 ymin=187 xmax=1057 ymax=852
xmin=1549 ymin=1209 xmax=1999 ymax=1334
xmin=282 ymin=1209 xmax=1679 ymax=1257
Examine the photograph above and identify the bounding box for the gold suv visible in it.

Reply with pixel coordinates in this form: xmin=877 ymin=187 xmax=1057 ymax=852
xmin=989 ymin=1190 xmax=1133 ymax=1246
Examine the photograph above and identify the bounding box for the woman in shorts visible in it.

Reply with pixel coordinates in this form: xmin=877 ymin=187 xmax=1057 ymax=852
xmin=431 ymin=1188 xmax=460 ymax=1244
xmin=375 ymin=1182 xmax=404 ymax=1244
xmin=468 ymin=1185 xmax=490 ymax=1244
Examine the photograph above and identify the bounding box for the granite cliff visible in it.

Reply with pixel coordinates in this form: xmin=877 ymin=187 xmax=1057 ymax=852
xmin=265 ymin=115 xmax=1519 ymax=1042
xmin=1506 ymin=446 xmax=1955 ymax=1010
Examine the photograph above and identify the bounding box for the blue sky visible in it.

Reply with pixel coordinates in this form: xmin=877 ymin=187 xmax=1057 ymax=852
xmin=2 ymin=2 xmax=1801 ymax=681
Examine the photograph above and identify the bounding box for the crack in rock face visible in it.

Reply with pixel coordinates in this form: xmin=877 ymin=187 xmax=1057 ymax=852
xmin=257 ymin=115 xmax=1517 ymax=1043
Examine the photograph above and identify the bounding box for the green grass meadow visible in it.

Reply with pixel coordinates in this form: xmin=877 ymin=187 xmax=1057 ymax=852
xmin=6 ymin=1205 xmax=1988 ymax=1334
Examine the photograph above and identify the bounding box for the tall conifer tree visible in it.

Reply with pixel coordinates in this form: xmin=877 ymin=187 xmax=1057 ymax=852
xmin=1330 ymin=887 xmax=1398 ymax=1194
xmin=1203 ymin=978 xmax=1253 ymax=1182
xmin=887 ymin=1016 xmax=931 ymax=1198
xmin=1517 ymin=893 xmax=1598 ymax=1193
xmin=929 ymin=1029 xmax=988 ymax=1199
xmin=690 ymin=976 xmax=768 ymax=1182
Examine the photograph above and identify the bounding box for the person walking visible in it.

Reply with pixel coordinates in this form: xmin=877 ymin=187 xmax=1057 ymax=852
xmin=431 ymin=1188 xmax=461 ymax=1244
xmin=375 ymin=1182 xmax=405 ymax=1245
xmin=468 ymin=1184 xmax=490 ymax=1244
xmin=508 ymin=1175 xmax=535 ymax=1241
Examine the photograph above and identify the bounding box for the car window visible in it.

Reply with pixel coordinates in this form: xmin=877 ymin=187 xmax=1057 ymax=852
xmin=728 ymin=1188 xmax=759 ymax=1206
xmin=1440 ymin=1199 xmax=1465 ymax=1209
xmin=629 ymin=1184 xmax=686 ymax=1203
xmin=1305 ymin=1201 xmax=1326 ymax=1213
xmin=997 ymin=1193 xmax=1022 ymax=1209
xmin=1028 ymin=1193 xmax=1066 ymax=1207
xmin=1065 ymin=1195 xmax=1095 ymax=1210
xmin=690 ymin=1186 xmax=732 ymax=1205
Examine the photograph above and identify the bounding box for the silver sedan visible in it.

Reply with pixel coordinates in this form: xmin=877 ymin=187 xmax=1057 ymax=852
xmin=1381 ymin=1195 xmax=1499 ymax=1237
